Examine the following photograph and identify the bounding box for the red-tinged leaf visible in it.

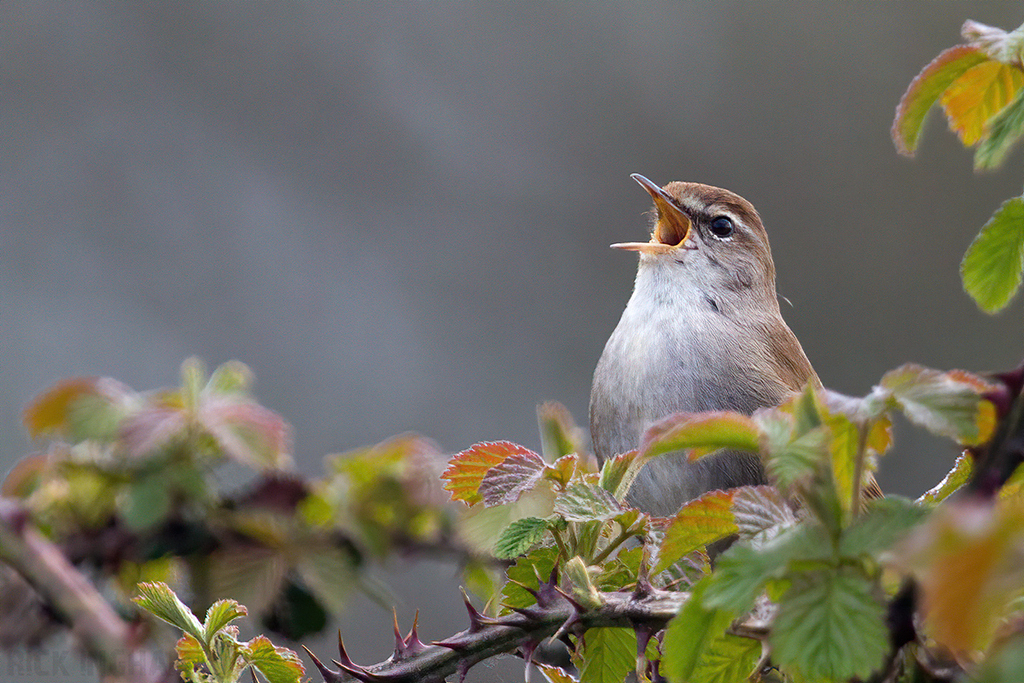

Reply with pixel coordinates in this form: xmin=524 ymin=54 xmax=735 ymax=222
xmin=880 ymin=365 xmax=998 ymax=445
xmin=23 ymin=377 xmax=132 ymax=440
xmin=478 ymin=450 xmax=547 ymax=506
xmin=961 ymin=197 xmax=1024 ymax=313
xmin=940 ymin=60 xmax=1024 ymax=146
xmin=598 ymin=449 xmax=642 ymax=500
xmin=962 ymin=20 xmax=1024 ymax=65
xmin=242 ymin=635 xmax=305 ymax=683
xmin=174 ymin=634 xmax=206 ymax=679
xmin=1 ymin=453 xmax=50 ymax=498
xmin=200 ymin=398 xmax=293 ymax=469
xmin=640 ymin=411 xmax=761 ymax=461
xmin=892 ymin=45 xmax=986 ymax=155
xmin=655 ymin=490 xmax=738 ymax=573
xmin=554 ymin=482 xmax=622 ymax=522
xmin=442 ymin=441 xmax=539 ymax=505
xmin=544 ymin=453 xmax=581 ymax=489
xmin=120 ymin=407 xmax=189 ymax=459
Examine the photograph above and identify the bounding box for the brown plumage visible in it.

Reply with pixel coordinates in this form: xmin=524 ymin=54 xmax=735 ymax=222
xmin=590 ymin=175 xmax=877 ymax=517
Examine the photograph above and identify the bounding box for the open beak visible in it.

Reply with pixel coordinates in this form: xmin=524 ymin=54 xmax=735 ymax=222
xmin=611 ymin=174 xmax=694 ymax=253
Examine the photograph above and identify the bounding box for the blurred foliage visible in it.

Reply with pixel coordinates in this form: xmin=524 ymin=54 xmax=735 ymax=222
xmin=893 ymin=19 xmax=1024 ymax=312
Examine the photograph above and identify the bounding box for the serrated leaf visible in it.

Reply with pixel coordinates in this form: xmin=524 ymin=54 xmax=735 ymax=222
xmin=771 ymin=567 xmax=888 ymax=682
xmin=478 ymin=450 xmax=547 ymax=507
xmin=119 ymin=407 xmax=188 ymax=459
xmin=554 ymin=482 xmax=622 ymax=522
xmin=961 ymin=196 xmax=1024 ymax=312
xmin=880 ymin=364 xmax=997 ymax=444
xmin=494 ymin=516 xmax=549 ymax=559
xmin=577 ymin=627 xmax=636 ymax=683
xmin=536 ymin=662 xmax=579 ymax=683
xmin=940 ymin=60 xmax=1024 ymax=146
xmin=731 ymin=485 xmax=797 ymax=542
xmin=919 ymin=451 xmax=974 ymax=504
xmin=442 ymin=441 xmax=539 ymax=505
xmin=544 ymin=453 xmax=581 ymax=489
xmin=175 ymin=633 xmax=207 ymax=678
xmin=641 ymin=411 xmax=761 ymax=460
xmin=501 ymin=545 xmax=558 ymax=611
xmin=242 ymin=635 xmax=305 ymax=683
xmin=839 ymin=496 xmax=929 ymax=558
xmin=134 ymin=581 xmax=204 ymax=641
xmin=203 ymin=600 xmax=247 ymax=642
xmin=537 ymin=401 xmax=585 ymax=461
xmin=759 ymin=415 xmax=830 ymax=493
xmin=662 ymin=577 xmax=760 ymax=683
xmin=976 ymin=86 xmax=1024 ymax=168
xmin=892 ymin=45 xmax=986 ymax=155
xmin=598 ymin=449 xmax=642 ymax=500
xmin=656 ymin=490 xmax=738 ymax=573
xmin=703 ymin=523 xmax=834 ymax=614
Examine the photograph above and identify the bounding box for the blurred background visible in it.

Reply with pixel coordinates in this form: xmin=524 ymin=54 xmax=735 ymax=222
xmin=3 ymin=1 xmax=1023 ymax=680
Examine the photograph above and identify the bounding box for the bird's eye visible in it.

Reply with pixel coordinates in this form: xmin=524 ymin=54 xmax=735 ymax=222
xmin=709 ymin=216 xmax=734 ymax=239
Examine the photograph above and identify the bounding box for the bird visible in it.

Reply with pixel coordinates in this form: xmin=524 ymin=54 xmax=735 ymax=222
xmin=589 ymin=174 xmax=821 ymax=517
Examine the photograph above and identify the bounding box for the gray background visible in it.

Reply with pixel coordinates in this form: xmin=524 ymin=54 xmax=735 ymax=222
xmin=3 ymin=2 xmax=1023 ymax=680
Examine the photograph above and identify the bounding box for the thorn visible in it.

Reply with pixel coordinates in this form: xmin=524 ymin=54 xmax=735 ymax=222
xmin=457 ymin=659 xmax=470 ymax=683
xmin=552 ymin=584 xmax=588 ymax=612
xmin=520 ymin=640 xmax=539 ymax=683
xmin=250 ymin=667 xmax=258 ymax=683
xmin=336 ymin=630 xmax=356 ymax=669
xmin=508 ymin=579 xmax=540 ymax=600
xmin=301 ymin=645 xmax=342 ymax=683
xmin=632 ymin=574 xmax=654 ymax=601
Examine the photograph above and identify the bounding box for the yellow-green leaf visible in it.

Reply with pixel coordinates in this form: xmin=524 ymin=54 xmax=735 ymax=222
xmin=640 ymin=411 xmax=761 ymax=461
xmin=656 ymin=490 xmax=738 ymax=573
xmin=940 ymin=60 xmax=1024 ymax=146
xmin=892 ymin=45 xmax=986 ymax=155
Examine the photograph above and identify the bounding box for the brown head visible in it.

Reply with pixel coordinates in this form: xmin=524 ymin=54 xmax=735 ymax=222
xmin=613 ymin=174 xmax=779 ymax=311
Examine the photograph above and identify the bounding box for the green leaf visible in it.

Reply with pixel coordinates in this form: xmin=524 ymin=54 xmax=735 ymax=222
xmin=203 ymin=600 xmax=247 ymax=642
xmin=838 ymin=496 xmax=929 ymax=559
xmin=554 ymin=482 xmax=622 ymax=522
xmin=975 ymin=634 xmax=1024 ymax=683
xmin=879 ymin=365 xmax=997 ymax=444
xmin=731 ymin=485 xmax=797 ymax=541
xmin=494 ymin=516 xmax=549 ymax=559
xmin=770 ymin=567 xmax=888 ymax=682
xmin=656 ymin=490 xmax=738 ymax=573
xmin=919 ymin=452 xmax=974 ymax=504
xmin=641 ymin=411 xmax=761 ymax=460
xmin=478 ymin=449 xmax=547 ymax=507
xmin=598 ymin=449 xmax=642 ymax=500
xmin=961 ymin=196 xmax=1024 ymax=312
xmin=206 ymin=360 xmax=253 ymax=395
xmin=241 ymin=635 xmax=305 ymax=683
xmin=174 ymin=633 xmax=207 ymax=680
xmin=662 ymin=578 xmax=760 ymax=683
xmin=577 ymin=627 xmax=636 ymax=683
xmin=134 ymin=581 xmax=204 ymax=641
xmin=704 ymin=523 xmax=834 ymax=614
xmin=892 ymin=45 xmax=986 ymax=155
xmin=537 ymin=401 xmax=585 ymax=461
xmin=501 ymin=545 xmax=558 ymax=612
xmin=976 ymin=87 xmax=1024 ymax=168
